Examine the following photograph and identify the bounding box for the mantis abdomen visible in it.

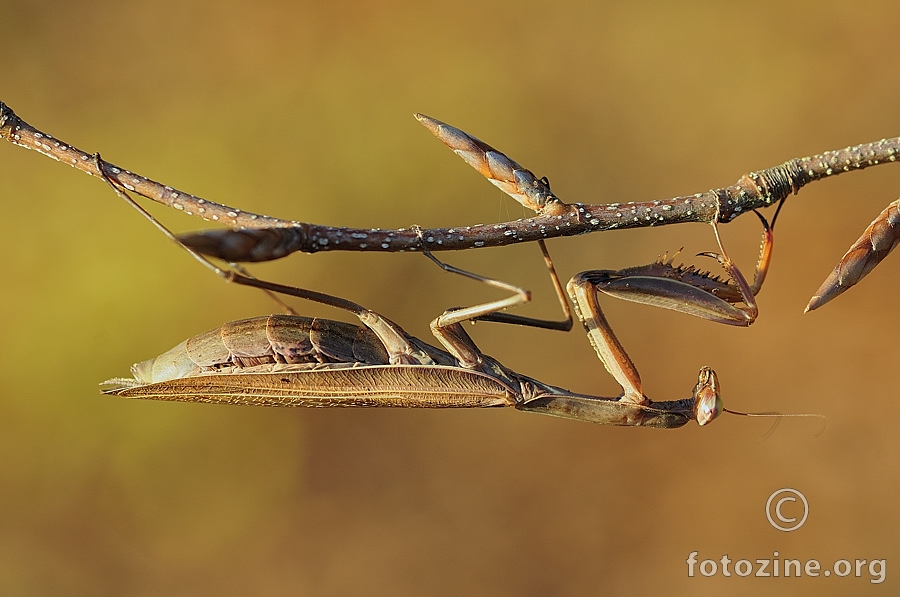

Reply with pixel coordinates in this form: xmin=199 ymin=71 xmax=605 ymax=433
xmin=127 ymin=314 xmax=395 ymax=385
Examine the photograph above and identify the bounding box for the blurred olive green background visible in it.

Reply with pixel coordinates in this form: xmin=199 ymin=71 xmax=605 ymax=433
xmin=1 ymin=0 xmax=899 ymax=594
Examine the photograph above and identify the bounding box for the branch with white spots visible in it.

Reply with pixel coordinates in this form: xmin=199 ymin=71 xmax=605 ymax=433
xmin=2 ymin=102 xmax=898 ymax=264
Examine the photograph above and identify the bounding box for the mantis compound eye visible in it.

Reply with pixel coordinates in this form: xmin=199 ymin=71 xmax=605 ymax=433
xmin=693 ymin=367 xmax=723 ymax=426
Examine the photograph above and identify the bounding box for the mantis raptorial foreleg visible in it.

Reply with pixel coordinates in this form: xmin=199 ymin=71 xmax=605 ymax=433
xmin=557 ymin=205 xmax=784 ymax=406
xmin=585 ymin=206 xmax=781 ymax=328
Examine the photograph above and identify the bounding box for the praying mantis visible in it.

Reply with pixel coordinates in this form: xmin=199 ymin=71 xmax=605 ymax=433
xmin=99 ymin=251 xmax=730 ymax=428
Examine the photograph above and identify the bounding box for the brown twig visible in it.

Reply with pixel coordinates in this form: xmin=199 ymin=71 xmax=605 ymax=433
xmin=2 ymin=101 xmax=897 ymax=262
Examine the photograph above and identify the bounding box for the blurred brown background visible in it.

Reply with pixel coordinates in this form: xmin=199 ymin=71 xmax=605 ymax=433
xmin=1 ymin=0 xmax=898 ymax=594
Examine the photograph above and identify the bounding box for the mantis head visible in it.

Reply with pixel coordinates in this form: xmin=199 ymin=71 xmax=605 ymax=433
xmin=692 ymin=367 xmax=723 ymax=426
xmin=692 ymin=366 xmax=826 ymax=433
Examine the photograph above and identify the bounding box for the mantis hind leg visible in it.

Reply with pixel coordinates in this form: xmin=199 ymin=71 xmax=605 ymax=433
xmin=94 ymin=155 xmax=435 ymax=366
xmin=414 ymin=229 xmax=572 ymax=367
